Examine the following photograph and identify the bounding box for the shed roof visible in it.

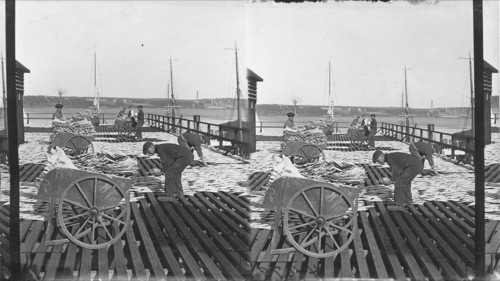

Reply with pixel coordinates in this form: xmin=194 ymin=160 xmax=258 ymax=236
xmin=247 ymin=68 xmax=263 ymax=82
xmin=16 ymin=60 xmax=30 ymax=73
xmin=484 ymin=60 xmax=498 ymax=73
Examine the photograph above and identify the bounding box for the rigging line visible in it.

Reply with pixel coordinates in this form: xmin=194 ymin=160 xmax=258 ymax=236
xmin=409 ymin=74 xmax=469 ymax=98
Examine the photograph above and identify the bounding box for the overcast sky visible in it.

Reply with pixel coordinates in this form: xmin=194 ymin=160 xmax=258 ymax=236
xmin=2 ymin=1 xmax=499 ymax=108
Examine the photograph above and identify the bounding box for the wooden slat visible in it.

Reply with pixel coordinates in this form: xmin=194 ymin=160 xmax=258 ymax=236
xmin=269 ymin=249 xmax=290 ymax=280
xmin=201 ymin=192 xmax=251 ymax=230
xmin=289 ymin=247 xmax=305 ymax=280
xmin=250 ymin=229 xmax=271 ymax=264
xmin=188 ymin=196 xmax=249 ymax=253
xmin=112 ymin=222 xmax=128 ymax=280
xmin=449 ymin=201 xmax=475 ymax=218
xmin=177 ymin=196 xmax=251 ymax=271
xmin=215 ymin=192 xmax=250 ymax=220
xmin=443 ymin=201 xmax=475 ymax=227
xmin=339 ymin=232 xmax=352 ymax=278
xmin=305 ymin=254 xmax=320 ymax=280
xmin=20 ymin=221 xmax=44 ymax=273
xmin=368 ymin=208 xmax=406 ymax=279
xmin=194 ymin=193 xmax=248 ymax=240
xmin=398 ymin=209 xmax=462 ymax=280
xmin=42 ymin=230 xmax=67 ymax=281
xmin=57 ymin=234 xmax=79 ymax=280
xmin=123 ymin=220 xmax=147 ymax=280
xmin=376 ymin=203 xmax=426 ymax=280
xmin=130 ymin=202 xmax=167 ymax=280
xmin=97 ymin=227 xmax=110 ymax=281
xmin=433 ymin=201 xmax=475 ymax=236
xmin=352 ymin=228 xmax=370 ymax=279
xmin=423 ymin=202 xmax=474 ymax=250
xmin=407 ymin=204 xmax=469 ymax=276
xmin=359 ymin=211 xmax=389 ymax=279
xmin=221 ymin=191 xmax=251 ymax=211
xmin=159 ymin=202 xmax=228 ymax=281
xmin=417 ymin=204 xmax=475 ymax=266
xmin=323 ymin=238 xmax=336 ymax=278
xmin=142 ymin=196 xmax=204 ymax=279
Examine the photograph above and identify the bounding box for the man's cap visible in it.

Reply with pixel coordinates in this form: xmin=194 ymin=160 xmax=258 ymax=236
xmin=137 ymin=105 xmax=143 ymax=109
xmin=372 ymin=150 xmax=384 ymax=163
xmin=143 ymin=141 xmax=154 ymax=155
xmin=55 ymin=104 xmax=63 ymax=109
xmin=287 ymin=112 xmax=295 ymax=117
xmin=370 ymin=114 xmax=376 ymax=117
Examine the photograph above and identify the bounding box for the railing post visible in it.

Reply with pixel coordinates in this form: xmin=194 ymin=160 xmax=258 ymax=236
xmin=260 ymin=122 xmax=263 ymax=133
xmin=26 ymin=113 xmax=29 ymax=124
xmin=207 ymin=124 xmax=211 ymax=136
xmin=428 ymin=124 xmax=434 ymax=141
xmin=451 ymin=135 xmax=456 ymax=159
xmin=218 ymin=126 xmax=223 ymax=150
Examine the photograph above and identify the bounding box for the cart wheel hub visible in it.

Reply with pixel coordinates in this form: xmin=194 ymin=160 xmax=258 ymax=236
xmin=89 ymin=207 xmax=100 ymax=219
xmin=316 ymin=215 xmax=326 ymax=227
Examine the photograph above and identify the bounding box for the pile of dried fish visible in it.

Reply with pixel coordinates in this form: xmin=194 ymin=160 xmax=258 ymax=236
xmin=325 ymin=166 xmax=366 ymax=185
xmin=71 ymin=153 xmax=115 ymax=171
xmin=304 ymin=119 xmax=336 ymax=136
xmin=283 ymin=127 xmax=328 ymax=146
xmin=71 ymin=110 xmax=98 ymax=121
xmin=99 ymin=157 xmax=139 ymax=177
xmin=133 ymin=176 xmax=162 ymax=193
xmin=51 ymin=118 xmax=96 ymax=138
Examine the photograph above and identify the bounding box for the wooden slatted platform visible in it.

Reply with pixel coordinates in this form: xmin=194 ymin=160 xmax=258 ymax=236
xmin=136 ymin=157 xmax=163 ymax=177
xmin=250 ymin=200 xmax=481 ymax=280
xmin=485 ymin=163 xmax=500 ymax=183
xmin=2 ymin=195 xmax=498 ymax=280
xmin=19 ymin=164 xmax=45 ymax=183
xmin=18 ymin=191 xmax=252 ymax=281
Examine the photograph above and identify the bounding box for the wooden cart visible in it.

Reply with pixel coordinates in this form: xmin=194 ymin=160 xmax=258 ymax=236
xmin=260 ymin=177 xmax=360 ymax=258
xmin=36 ymin=168 xmax=132 ymax=249
xmin=52 ymin=132 xmax=94 ymax=157
xmin=346 ymin=127 xmax=368 ymax=148
xmin=114 ymin=119 xmax=136 ymax=140
xmin=282 ymin=141 xmax=326 ymax=164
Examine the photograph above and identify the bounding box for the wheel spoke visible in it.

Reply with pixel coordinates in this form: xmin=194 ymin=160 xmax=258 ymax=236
xmin=98 ymin=217 xmax=114 ymax=240
xmin=93 ymin=178 xmax=97 ymax=205
xmin=63 ymin=199 xmax=90 ymax=211
xmin=101 ymin=213 xmax=126 ymax=225
xmin=319 ymin=186 xmax=324 ymax=215
xmin=299 ymin=225 xmax=318 ymax=247
xmin=75 ymin=183 xmax=92 ymax=207
xmin=63 ymin=212 xmax=87 ymax=222
xmin=288 ymin=207 xmax=315 ymax=219
xmin=327 ymin=221 xmax=353 ymax=235
xmin=74 ymin=217 xmax=91 ymax=238
xmin=324 ymin=225 xmax=341 ymax=250
xmin=90 ymin=217 xmax=96 ymax=243
xmin=289 ymin=220 xmax=315 ymax=231
xmin=69 ymin=139 xmax=77 ymax=149
xmin=301 ymin=192 xmax=319 ymax=217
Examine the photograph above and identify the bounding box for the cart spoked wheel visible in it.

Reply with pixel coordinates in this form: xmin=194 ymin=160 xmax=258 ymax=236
xmin=118 ymin=122 xmax=136 ymax=140
xmin=63 ymin=135 xmax=94 ymax=156
xmin=283 ymin=184 xmax=357 ymax=258
xmin=294 ymin=144 xmax=325 ymax=164
xmin=57 ymin=174 xmax=130 ymax=249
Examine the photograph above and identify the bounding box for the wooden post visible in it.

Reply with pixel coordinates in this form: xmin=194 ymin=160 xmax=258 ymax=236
xmin=247 ymin=68 xmax=263 ymax=154
xmin=428 ymin=124 xmax=434 ymax=141
xmin=207 ymin=124 xmax=211 ymax=137
xmin=193 ymin=115 xmax=200 ymax=132
xmin=218 ymin=126 xmax=223 ymax=150
xmin=260 ymin=122 xmax=262 ymax=133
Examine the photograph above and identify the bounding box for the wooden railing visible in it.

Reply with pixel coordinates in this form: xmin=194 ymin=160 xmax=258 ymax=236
xmin=147 ymin=114 xmax=251 ymax=157
xmin=380 ymin=122 xmax=475 ymax=156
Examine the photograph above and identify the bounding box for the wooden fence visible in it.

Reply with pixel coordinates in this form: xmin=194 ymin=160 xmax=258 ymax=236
xmin=147 ymin=114 xmax=251 ymax=157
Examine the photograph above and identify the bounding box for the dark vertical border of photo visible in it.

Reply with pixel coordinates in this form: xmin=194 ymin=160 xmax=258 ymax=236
xmin=473 ymin=0 xmax=486 ymax=279
xmin=5 ymin=1 xmax=21 ymax=280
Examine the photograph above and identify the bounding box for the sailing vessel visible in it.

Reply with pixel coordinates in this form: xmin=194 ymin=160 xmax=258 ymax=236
xmin=400 ymin=66 xmax=415 ymax=127
xmin=92 ymin=52 xmax=100 ymax=113
xmin=164 ymin=56 xmax=181 ymax=119
xmin=325 ymin=61 xmax=335 ymax=121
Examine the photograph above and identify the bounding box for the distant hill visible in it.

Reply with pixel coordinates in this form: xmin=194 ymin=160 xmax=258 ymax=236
xmin=23 ymin=95 xmax=472 ymax=117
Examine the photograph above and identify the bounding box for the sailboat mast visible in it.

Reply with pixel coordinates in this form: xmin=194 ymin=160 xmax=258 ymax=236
xmin=93 ymin=52 xmax=100 ymax=112
xmin=1 ymin=52 xmax=6 ymax=107
xmin=468 ymin=52 xmax=474 ymax=135
xmin=235 ymin=42 xmax=241 ymax=123
xmin=169 ymin=57 xmax=175 ymax=119
xmin=403 ymin=66 xmax=410 ymax=127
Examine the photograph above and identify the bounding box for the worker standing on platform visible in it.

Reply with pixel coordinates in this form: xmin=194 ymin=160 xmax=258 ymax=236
xmin=143 ymin=142 xmax=194 ymax=201
xmin=52 ymin=104 xmax=64 ymax=120
xmin=409 ymin=141 xmax=439 ymax=175
xmin=351 ymin=116 xmax=360 ymax=127
xmin=177 ymin=132 xmax=210 ymax=166
xmin=135 ymin=105 xmax=145 ymax=140
xmin=373 ymin=150 xmax=423 ymax=210
xmin=284 ymin=112 xmax=295 ymax=129
xmin=368 ymin=114 xmax=377 ymax=148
